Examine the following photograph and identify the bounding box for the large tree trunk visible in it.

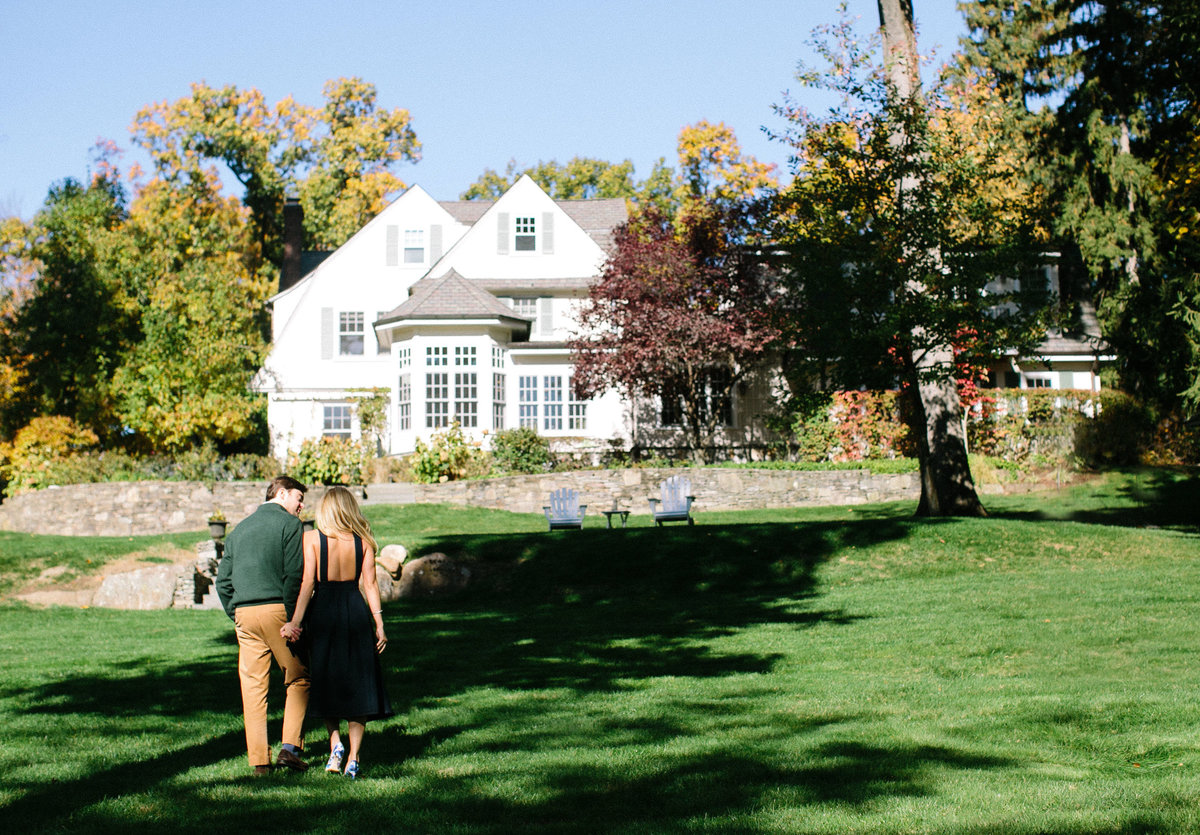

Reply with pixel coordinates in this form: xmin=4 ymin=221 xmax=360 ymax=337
xmin=907 ymin=347 xmax=985 ymax=516
xmin=880 ymin=0 xmax=985 ymax=517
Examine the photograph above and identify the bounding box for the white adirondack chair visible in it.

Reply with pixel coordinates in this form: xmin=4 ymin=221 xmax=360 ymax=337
xmin=543 ymin=488 xmax=587 ymax=530
xmin=648 ymin=476 xmax=696 ymax=526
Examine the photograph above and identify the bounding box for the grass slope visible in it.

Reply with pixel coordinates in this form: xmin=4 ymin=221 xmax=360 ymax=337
xmin=0 ymin=469 xmax=1197 ymax=833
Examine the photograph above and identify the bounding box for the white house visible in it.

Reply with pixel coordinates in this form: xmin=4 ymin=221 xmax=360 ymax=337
xmin=984 ymin=261 xmax=1114 ymax=392
xmin=255 ymin=176 xmax=1114 ymax=461
xmin=255 ymin=176 xmax=635 ymax=457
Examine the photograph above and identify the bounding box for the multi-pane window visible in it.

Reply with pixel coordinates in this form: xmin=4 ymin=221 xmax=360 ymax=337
xmin=514 ymin=216 xmax=536 ymax=251
xmin=404 ymin=229 xmax=424 ymax=263
xmin=511 ymin=297 xmax=538 ymax=331
xmin=339 ymin=312 xmax=364 ymax=355
xmin=707 ymin=367 xmax=734 ymax=426
xmin=397 ymin=347 xmax=411 ymax=369
xmin=568 ymin=378 xmax=587 ymax=430
xmin=426 ymin=346 xmax=448 ymax=366
xmin=426 ymin=373 xmax=449 ymax=428
xmin=454 ymin=373 xmax=478 ymax=428
xmin=1027 ymin=376 xmax=1053 ymax=389
xmin=518 ymin=375 xmax=538 ymax=428
xmin=492 ymin=346 xmax=505 ymax=368
xmin=397 ymin=374 xmax=411 ymax=431
xmin=659 ymin=370 xmax=733 ymax=427
xmin=660 ymin=379 xmax=684 ymax=426
xmin=543 ymin=375 xmax=563 ymax=431
xmin=493 ymin=373 xmax=506 ymax=430
xmin=454 ymin=346 xmax=477 ymax=366
xmin=323 ymin=404 xmax=352 ymax=438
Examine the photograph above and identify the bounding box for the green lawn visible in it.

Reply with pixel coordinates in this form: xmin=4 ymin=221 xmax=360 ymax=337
xmin=1 ymin=469 xmax=1198 ymax=833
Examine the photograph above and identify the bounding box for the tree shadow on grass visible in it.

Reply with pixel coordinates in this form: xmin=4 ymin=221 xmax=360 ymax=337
xmin=1 ymin=514 xmax=935 ymax=829
xmin=984 ymin=468 xmax=1200 ymax=534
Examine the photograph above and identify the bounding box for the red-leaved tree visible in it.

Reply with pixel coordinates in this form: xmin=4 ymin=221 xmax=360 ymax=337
xmin=570 ymin=207 xmax=780 ymax=463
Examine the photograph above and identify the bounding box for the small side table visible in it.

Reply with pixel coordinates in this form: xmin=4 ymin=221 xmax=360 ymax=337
xmin=601 ymin=509 xmax=631 ymax=529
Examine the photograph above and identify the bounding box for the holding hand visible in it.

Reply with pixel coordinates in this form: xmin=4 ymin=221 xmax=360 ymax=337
xmin=281 ymin=622 xmax=303 ymax=642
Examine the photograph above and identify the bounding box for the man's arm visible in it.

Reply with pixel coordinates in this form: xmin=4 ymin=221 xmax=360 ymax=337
xmin=215 ymin=540 xmax=237 ymax=621
xmin=280 ymin=520 xmax=304 ymax=620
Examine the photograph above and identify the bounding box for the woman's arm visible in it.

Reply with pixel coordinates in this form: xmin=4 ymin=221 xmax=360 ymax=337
xmin=360 ymin=543 xmax=388 ymax=654
xmin=281 ymin=530 xmax=319 ymax=641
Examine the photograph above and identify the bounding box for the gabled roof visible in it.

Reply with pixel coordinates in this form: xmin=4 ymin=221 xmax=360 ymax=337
xmin=437 ymin=195 xmax=627 ymax=251
xmin=438 ymin=201 xmax=492 ymax=225
xmin=377 ymin=269 xmax=532 ymax=325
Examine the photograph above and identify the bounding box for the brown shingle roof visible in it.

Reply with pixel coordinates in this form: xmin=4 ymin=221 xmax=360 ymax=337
xmin=437 ymin=197 xmax=628 ymax=250
xmin=378 ymin=270 xmax=532 ymax=324
xmin=438 ymin=201 xmax=493 ymax=224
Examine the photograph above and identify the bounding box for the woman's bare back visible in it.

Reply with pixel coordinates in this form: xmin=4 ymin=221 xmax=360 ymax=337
xmin=321 ymin=531 xmax=366 ymax=582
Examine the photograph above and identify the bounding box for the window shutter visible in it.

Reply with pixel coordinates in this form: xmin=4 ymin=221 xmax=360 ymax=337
xmin=542 ymin=212 xmax=554 ymax=254
xmin=430 ymin=224 xmax=443 ymax=262
xmin=385 ymin=225 xmax=399 ymax=266
xmin=538 ymin=297 xmax=553 ymax=336
xmin=497 ymin=212 xmax=509 ymax=254
xmin=321 ymin=307 xmax=333 ymax=359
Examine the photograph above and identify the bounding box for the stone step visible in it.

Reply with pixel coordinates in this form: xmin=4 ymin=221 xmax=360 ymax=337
xmin=362 ymin=483 xmax=416 ymax=505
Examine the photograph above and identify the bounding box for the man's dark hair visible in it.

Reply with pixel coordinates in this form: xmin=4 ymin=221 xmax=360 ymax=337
xmin=266 ymin=475 xmax=307 ymax=501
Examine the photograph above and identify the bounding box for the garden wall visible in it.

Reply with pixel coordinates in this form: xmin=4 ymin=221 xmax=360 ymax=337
xmin=408 ymin=468 xmax=920 ymax=515
xmin=0 ymin=468 xmax=920 ymax=537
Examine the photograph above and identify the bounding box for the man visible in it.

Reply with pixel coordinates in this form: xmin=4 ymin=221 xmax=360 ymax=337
xmin=216 ymin=475 xmax=311 ymax=776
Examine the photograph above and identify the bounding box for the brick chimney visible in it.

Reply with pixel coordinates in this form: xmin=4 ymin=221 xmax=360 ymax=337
xmin=280 ymin=197 xmax=303 ymax=293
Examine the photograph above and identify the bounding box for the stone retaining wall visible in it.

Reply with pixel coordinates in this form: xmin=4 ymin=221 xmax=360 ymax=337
xmin=410 ymin=467 xmax=918 ymax=515
xmin=0 ymin=469 xmax=920 ymax=537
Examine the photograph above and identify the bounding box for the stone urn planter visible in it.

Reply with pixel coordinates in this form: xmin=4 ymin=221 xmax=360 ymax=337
xmin=207 ymin=514 xmax=228 ymax=540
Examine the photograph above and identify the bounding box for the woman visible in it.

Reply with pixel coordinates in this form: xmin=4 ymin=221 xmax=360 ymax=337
xmin=282 ymin=486 xmax=393 ymax=779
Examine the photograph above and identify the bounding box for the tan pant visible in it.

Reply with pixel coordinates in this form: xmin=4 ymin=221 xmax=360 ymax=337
xmin=234 ymin=603 xmax=310 ymax=767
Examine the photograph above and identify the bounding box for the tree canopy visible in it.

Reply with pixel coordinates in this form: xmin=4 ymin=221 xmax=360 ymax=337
xmin=570 ymin=206 xmax=780 ymax=463
xmin=1 ymin=80 xmax=420 ymax=452
xmin=956 ymin=0 xmax=1200 ymax=415
xmin=770 ymin=3 xmax=1051 ymax=514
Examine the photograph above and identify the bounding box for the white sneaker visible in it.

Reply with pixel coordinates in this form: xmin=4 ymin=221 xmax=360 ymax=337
xmin=325 ymin=744 xmax=344 ymax=773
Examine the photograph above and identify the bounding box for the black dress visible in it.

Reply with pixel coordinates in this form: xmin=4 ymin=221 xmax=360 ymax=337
xmin=305 ymin=533 xmax=394 ymax=721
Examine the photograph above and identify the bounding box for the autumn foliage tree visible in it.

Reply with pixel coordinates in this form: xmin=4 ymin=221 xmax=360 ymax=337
xmin=771 ymin=5 xmax=1050 ymax=515
xmin=570 ymin=207 xmax=780 ymax=463
xmin=131 ymin=77 xmax=420 ymax=266
xmin=1 ymin=78 xmax=420 ymax=454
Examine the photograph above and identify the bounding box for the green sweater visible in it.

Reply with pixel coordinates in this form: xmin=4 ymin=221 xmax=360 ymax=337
xmin=215 ymin=502 xmax=304 ymax=621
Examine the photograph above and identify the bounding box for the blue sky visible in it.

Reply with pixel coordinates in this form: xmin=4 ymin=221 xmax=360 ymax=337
xmin=0 ymin=0 xmax=968 ymax=220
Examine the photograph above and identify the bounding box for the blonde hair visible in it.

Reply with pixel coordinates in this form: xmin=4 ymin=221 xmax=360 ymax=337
xmin=315 ymin=486 xmax=377 ymax=555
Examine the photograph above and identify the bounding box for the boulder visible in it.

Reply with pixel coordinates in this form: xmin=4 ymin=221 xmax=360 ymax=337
xmin=375 ymin=565 xmax=402 ymax=603
xmin=397 ymin=552 xmax=471 ymax=598
xmin=376 ymin=544 xmax=408 ymax=579
xmin=92 ymin=564 xmax=178 ymax=610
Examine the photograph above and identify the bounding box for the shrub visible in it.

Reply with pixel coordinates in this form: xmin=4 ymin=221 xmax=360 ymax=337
xmin=778 ymin=391 xmax=911 ymax=463
xmin=0 ymin=416 xmax=100 ymax=496
xmin=489 ymin=427 xmax=553 ymax=475
xmin=408 ymin=422 xmax=486 ymax=483
xmin=1073 ymin=391 xmax=1155 ymax=467
xmin=287 ymin=436 xmax=371 ymax=485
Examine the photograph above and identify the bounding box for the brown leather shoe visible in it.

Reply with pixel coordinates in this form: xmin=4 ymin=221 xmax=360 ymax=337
xmin=252 ymin=765 xmax=273 ymax=776
xmin=275 ymin=748 xmax=309 ymax=772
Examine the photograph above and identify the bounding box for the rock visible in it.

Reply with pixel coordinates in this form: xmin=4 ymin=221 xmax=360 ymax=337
xmin=375 ymin=566 xmax=401 ymax=603
xmin=397 ymin=552 xmax=471 ymax=598
xmin=92 ymin=564 xmax=178 ymax=610
xmin=376 ymin=544 xmax=408 ymax=578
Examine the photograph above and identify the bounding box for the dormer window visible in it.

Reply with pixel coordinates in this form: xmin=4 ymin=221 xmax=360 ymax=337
xmin=514 ymin=216 xmax=536 ymax=251
xmin=404 ymin=229 xmax=424 ymax=263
